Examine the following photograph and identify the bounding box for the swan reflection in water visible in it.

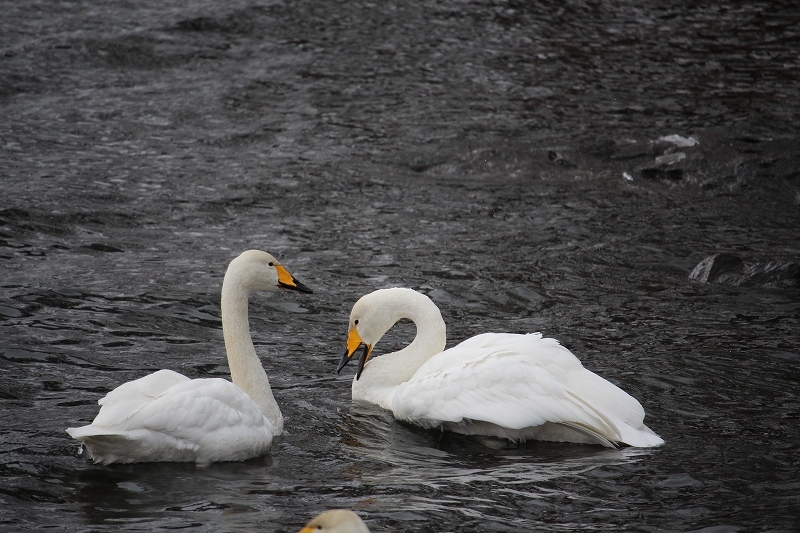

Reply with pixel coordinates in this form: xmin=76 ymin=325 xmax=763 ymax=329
xmin=335 ymin=401 xmax=655 ymax=493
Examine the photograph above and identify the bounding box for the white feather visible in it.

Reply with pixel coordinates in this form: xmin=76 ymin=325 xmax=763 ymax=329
xmin=298 ymin=509 xmax=371 ymax=533
xmin=344 ymin=288 xmax=664 ymax=448
xmin=66 ymin=250 xmax=310 ymax=465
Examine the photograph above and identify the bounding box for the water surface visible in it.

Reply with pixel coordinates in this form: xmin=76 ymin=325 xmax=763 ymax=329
xmin=2 ymin=0 xmax=799 ymax=531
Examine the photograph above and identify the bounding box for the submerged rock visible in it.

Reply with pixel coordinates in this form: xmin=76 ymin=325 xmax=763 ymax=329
xmin=641 ymin=167 xmax=683 ymax=180
xmin=689 ymin=253 xmax=744 ymax=283
xmin=690 ymin=253 xmax=799 ymax=287
xmin=743 ymin=261 xmax=800 ymax=287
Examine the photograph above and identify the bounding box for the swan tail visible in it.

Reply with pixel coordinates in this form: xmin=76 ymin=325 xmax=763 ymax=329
xmin=616 ymin=422 xmax=665 ymax=448
xmin=66 ymin=426 xmax=140 ymax=464
xmin=66 ymin=426 xmax=199 ymax=464
xmin=555 ymin=422 xmax=620 ymax=449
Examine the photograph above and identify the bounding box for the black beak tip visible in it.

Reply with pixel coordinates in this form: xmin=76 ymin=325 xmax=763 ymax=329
xmin=336 ymin=350 xmax=351 ymax=374
xmin=280 ymin=279 xmax=313 ymax=293
xmin=293 ymin=279 xmax=313 ymax=294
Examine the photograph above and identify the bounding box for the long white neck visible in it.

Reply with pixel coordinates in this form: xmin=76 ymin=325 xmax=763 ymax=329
xmin=356 ymin=289 xmax=447 ymax=403
xmin=221 ymin=272 xmax=283 ymax=435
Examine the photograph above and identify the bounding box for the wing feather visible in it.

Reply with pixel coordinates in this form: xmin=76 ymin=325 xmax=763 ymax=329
xmin=109 ymin=378 xmax=266 ymax=436
xmin=67 ymin=376 xmax=274 ymax=463
xmin=390 ymin=333 xmax=652 ymax=444
xmin=92 ymin=369 xmax=190 ymax=427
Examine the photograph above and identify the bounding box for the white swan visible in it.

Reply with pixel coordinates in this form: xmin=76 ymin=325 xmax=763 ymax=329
xmin=66 ymin=250 xmax=312 ymax=465
xmin=337 ymin=288 xmax=663 ymax=448
xmin=298 ymin=510 xmax=370 ymax=533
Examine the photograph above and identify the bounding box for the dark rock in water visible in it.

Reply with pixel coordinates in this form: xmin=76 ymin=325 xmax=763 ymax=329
xmin=641 ymin=168 xmax=684 ymax=180
xmin=689 ymin=253 xmax=744 ymax=283
xmin=547 ymin=150 xmax=575 ymax=167
xmin=690 ymin=254 xmax=799 ymax=287
xmin=742 ymin=261 xmax=800 ymax=287
xmin=84 ymin=243 xmax=125 ymax=253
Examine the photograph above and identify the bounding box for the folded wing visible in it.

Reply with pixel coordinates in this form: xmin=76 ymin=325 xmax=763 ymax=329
xmin=390 ymin=333 xmax=662 ymax=447
xmin=67 ymin=372 xmax=273 ymax=464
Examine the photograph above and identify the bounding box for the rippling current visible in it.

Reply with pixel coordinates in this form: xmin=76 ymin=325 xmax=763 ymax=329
xmin=2 ymin=0 xmax=799 ymax=531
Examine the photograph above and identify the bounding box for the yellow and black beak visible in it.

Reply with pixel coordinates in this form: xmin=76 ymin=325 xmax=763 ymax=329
xmin=276 ymin=265 xmax=313 ymax=293
xmin=337 ymin=327 xmax=372 ymax=380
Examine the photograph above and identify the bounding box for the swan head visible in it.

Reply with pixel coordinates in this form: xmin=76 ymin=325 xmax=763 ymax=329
xmin=297 ymin=509 xmax=370 ymax=533
xmin=337 ymin=288 xmax=425 ymax=379
xmin=226 ymin=250 xmax=312 ymax=294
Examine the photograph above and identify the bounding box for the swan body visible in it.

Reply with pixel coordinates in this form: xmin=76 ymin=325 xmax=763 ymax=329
xmin=298 ymin=510 xmax=370 ymax=533
xmin=66 ymin=250 xmax=312 ymax=465
xmin=337 ymin=288 xmax=663 ymax=448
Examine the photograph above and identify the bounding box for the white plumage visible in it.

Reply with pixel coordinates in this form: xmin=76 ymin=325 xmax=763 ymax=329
xmin=66 ymin=250 xmax=312 ymax=465
xmin=298 ymin=510 xmax=370 ymax=533
xmin=337 ymin=288 xmax=663 ymax=448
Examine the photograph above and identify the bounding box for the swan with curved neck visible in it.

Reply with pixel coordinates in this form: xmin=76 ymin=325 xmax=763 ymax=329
xmin=67 ymin=250 xmax=312 ymax=465
xmin=337 ymin=288 xmax=663 ymax=448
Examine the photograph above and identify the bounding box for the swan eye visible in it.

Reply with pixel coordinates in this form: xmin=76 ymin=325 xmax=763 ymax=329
xmin=354 ymin=319 xmax=359 ymax=325
xmin=268 ymin=262 xmax=274 ymax=266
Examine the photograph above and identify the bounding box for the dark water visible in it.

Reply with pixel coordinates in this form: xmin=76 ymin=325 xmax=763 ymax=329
xmin=2 ymin=0 xmax=799 ymax=531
